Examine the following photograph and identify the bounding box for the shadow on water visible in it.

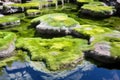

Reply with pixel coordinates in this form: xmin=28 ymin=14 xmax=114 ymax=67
xmin=85 ymin=57 xmax=120 ymax=70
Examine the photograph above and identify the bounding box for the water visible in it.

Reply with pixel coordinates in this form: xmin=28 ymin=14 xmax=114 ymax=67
xmin=0 ymin=61 xmax=120 ymax=80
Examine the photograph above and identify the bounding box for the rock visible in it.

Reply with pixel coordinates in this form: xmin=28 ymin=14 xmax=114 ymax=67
xmin=25 ymin=9 xmax=40 ymax=18
xmin=31 ymin=13 xmax=80 ymax=36
xmin=0 ymin=41 xmax=15 ymax=58
xmin=0 ymin=1 xmax=24 ymax=14
xmin=1 ymin=6 xmax=24 ymax=14
xmin=0 ymin=14 xmax=4 ymax=17
xmin=0 ymin=32 xmax=16 ymax=58
xmin=85 ymin=31 xmax=120 ymax=63
xmin=0 ymin=16 xmax=20 ymax=27
xmin=80 ymin=2 xmax=115 ymax=18
xmin=72 ymin=25 xmax=111 ymax=40
xmin=76 ymin=0 xmax=94 ymax=9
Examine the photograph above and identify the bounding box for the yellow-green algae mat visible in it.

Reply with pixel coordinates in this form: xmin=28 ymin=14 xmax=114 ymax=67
xmin=16 ymin=37 xmax=88 ymax=71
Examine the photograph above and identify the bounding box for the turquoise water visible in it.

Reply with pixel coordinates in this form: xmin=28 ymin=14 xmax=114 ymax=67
xmin=0 ymin=61 xmax=120 ymax=80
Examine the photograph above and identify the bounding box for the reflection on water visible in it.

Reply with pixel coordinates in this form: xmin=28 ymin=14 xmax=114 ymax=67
xmin=0 ymin=61 xmax=120 ymax=80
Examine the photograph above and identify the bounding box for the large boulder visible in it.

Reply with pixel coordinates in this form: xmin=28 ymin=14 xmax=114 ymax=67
xmin=85 ymin=31 xmax=120 ymax=63
xmin=31 ymin=13 xmax=80 ymax=35
xmin=0 ymin=16 xmax=20 ymax=27
xmin=80 ymin=2 xmax=115 ymax=18
xmin=0 ymin=32 xmax=16 ymax=58
xmin=16 ymin=37 xmax=88 ymax=71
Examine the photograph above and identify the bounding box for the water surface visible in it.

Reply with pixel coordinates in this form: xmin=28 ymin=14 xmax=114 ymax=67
xmin=0 ymin=61 xmax=120 ymax=80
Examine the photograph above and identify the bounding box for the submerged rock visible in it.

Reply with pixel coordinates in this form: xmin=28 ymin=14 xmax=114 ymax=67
xmin=31 ymin=13 xmax=80 ymax=35
xmin=80 ymin=2 xmax=115 ymax=18
xmin=0 ymin=32 xmax=16 ymax=58
xmin=16 ymin=37 xmax=88 ymax=71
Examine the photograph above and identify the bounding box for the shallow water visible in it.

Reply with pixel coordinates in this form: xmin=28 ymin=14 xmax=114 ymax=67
xmin=0 ymin=61 xmax=120 ymax=80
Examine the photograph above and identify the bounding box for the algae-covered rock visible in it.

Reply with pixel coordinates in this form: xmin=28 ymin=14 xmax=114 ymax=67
xmin=25 ymin=9 xmax=41 ymax=17
xmin=16 ymin=37 xmax=88 ymax=71
xmin=0 ymin=16 xmax=20 ymax=27
xmin=77 ymin=0 xmax=94 ymax=3
xmin=31 ymin=13 xmax=80 ymax=35
xmin=0 ymin=32 xmax=16 ymax=58
xmin=10 ymin=1 xmax=55 ymax=9
xmin=85 ymin=31 xmax=120 ymax=63
xmin=72 ymin=25 xmax=111 ymax=40
xmin=80 ymin=2 xmax=115 ymax=17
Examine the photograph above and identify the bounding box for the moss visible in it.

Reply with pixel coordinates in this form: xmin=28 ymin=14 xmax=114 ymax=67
xmin=77 ymin=0 xmax=94 ymax=3
xmin=16 ymin=37 xmax=88 ymax=71
xmin=26 ymin=9 xmax=40 ymax=13
xmin=10 ymin=2 xmax=40 ymax=8
xmin=10 ymin=1 xmax=55 ymax=9
xmin=31 ymin=13 xmax=79 ymax=27
xmin=0 ymin=18 xmax=35 ymax=38
xmin=90 ymin=31 xmax=120 ymax=57
xmin=81 ymin=3 xmax=114 ymax=12
xmin=0 ymin=16 xmax=19 ymax=24
xmin=103 ymin=17 xmax=120 ymax=31
xmin=110 ymin=42 xmax=120 ymax=57
xmin=73 ymin=25 xmax=112 ymax=37
xmin=0 ymin=32 xmax=16 ymax=50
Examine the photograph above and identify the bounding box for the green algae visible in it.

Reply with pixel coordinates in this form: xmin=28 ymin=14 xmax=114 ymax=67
xmin=89 ymin=31 xmax=120 ymax=57
xmin=110 ymin=42 xmax=120 ymax=57
xmin=0 ymin=18 xmax=35 ymax=38
xmin=73 ymin=25 xmax=112 ymax=37
xmin=26 ymin=9 xmax=40 ymax=13
xmin=81 ymin=2 xmax=114 ymax=12
xmin=31 ymin=13 xmax=79 ymax=27
xmin=77 ymin=0 xmax=94 ymax=3
xmin=0 ymin=32 xmax=16 ymax=50
xmin=0 ymin=16 xmax=19 ymax=24
xmin=10 ymin=2 xmax=40 ymax=8
xmin=16 ymin=37 xmax=88 ymax=70
xmin=10 ymin=1 xmax=55 ymax=9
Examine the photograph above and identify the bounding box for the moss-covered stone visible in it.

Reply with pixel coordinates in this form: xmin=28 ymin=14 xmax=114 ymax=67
xmin=0 ymin=32 xmax=16 ymax=58
xmin=80 ymin=2 xmax=115 ymax=17
xmin=26 ymin=9 xmax=41 ymax=17
xmin=32 ymin=13 xmax=79 ymax=27
xmin=16 ymin=37 xmax=88 ymax=71
xmin=0 ymin=32 xmax=16 ymax=50
xmin=31 ymin=13 xmax=80 ymax=35
xmin=73 ymin=25 xmax=112 ymax=40
xmin=0 ymin=16 xmax=20 ymax=27
xmin=77 ymin=0 xmax=94 ymax=3
xmin=10 ymin=2 xmax=40 ymax=9
xmin=10 ymin=1 xmax=55 ymax=9
xmin=93 ymin=32 xmax=120 ymax=57
xmin=85 ymin=31 xmax=120 ymax=63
